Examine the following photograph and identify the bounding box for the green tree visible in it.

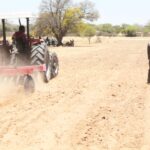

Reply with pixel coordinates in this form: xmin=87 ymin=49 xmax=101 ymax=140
xmin=73 ymin=22 xmax=87 ymax=36
xmin=33 ymin=13 xmax=53 ymax=37
xmin=113 ymin=25 xmax=122 ymax=35
xmin=123 ymin=25 xmax=137 ymax=37
xmin=97 ymin=24 xmax=114 ymax=36
xmin=83 ymin=24 xmax=96 ymax=44
xmin=37 ymin=0 xmax=99 ymax=46
xmin=120 ymin=24 xmax=140 ymax=37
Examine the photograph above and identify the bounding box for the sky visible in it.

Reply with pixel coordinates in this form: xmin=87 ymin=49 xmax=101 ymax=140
xmin=0 ymin=0 xmax=150 ymax=25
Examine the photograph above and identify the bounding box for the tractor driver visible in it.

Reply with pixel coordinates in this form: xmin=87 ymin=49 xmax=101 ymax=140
xmin=12 ymin=25 xmax=28 ymax=54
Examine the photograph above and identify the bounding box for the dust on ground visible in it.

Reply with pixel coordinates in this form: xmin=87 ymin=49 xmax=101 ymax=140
xmin=0 ymin=37 xmax=149 ymax=150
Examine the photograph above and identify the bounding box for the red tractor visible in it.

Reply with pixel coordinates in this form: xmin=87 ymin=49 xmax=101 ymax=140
xmin=0 ymin=15 xmax=59 ymax=92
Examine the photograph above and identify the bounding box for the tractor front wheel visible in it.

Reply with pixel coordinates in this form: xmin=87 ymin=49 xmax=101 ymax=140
xmin=24 ymin=75 xmax=35 ymax=93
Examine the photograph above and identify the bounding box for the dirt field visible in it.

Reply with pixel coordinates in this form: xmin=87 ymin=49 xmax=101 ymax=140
xmin=0 ymin=37 xmax=150 ymax=149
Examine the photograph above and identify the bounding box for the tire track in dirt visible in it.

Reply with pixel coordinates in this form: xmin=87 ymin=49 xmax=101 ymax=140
xmin=37 ymin=40 xmax=146 ymax=149
xmin=70 ymin=40 xmax=147 ymax=149
xmin=0 ymin=38 xmax=149 ymax=149
xmin=143 ymin=85 xmax=150 ymax=149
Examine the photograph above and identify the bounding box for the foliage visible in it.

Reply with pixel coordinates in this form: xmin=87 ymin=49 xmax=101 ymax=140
xmin=32 ymin=13 xmax=53 ymax=37
xmin=0 ymin=22 xmax=17 ymax=32
xmin=35 ymin=0 xmax=99 ymax=45
xmin=121 ymin=25 xmax=137 ymax=37
xmin=83 ymin=24 xmax=96 ymax=44
xmin=95 ymin=23 xmax=146 ymax=37
xmin=73 ymin=22 xmax=88 ymax=36
xmin=97 ymin=24 xmax=114 ymax=36
xmin=79 ymin=0 xmax=99 ymax=21
xmin=113 ymin=25 xmax=122 ymax=35
xmin=0 ymin=21 xmax=18 ymax=37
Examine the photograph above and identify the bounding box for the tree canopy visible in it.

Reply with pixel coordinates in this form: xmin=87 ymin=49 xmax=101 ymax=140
xmin=34 ymin=0 xmax=99 ymax=45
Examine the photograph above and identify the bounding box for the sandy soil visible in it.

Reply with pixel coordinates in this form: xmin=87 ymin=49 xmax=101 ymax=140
xmin=0 ymin=37 xmax=150 ymax=150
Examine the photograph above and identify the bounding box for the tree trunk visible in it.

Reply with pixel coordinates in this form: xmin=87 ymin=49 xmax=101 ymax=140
xmin=56 ymin=36 xmax=63 ymax=46
xmin=88 ymin=37 xmax=91 ymax=44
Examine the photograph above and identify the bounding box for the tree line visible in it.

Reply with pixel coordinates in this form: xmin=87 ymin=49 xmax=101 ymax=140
xmin=32 ymin=0 xmax=150 ymax=43
xmin=1 ymin=0 xmax=150 ymax=45
xmin=1 ymin=22 xmax=150 ymax=37
xmin=96 ymin=23 xmax=150 ymax=37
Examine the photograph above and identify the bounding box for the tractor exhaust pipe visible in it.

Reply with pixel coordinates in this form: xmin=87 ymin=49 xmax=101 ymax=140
xmin=26 ymin=18 xmax=30 ymax=40
xmin=2 ymin=19 xmax=6 ymax=45
xmin=19 ymin=18 xmax=21 ymax=26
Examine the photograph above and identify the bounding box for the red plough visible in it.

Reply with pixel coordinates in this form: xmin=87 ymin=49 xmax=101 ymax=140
xmin=0 ymin=64 xmax=46 ymax=76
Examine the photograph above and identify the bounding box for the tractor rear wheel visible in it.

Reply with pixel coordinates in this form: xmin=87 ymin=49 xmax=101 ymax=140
xmin=31 ymin=43 xmax=51 ymax=82
xmin=50 ymin=52 xmax=59 ymax=79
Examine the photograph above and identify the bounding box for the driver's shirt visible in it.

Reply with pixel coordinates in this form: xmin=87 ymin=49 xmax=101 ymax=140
xmin=12 ymin=31 xmax=27 ymax=43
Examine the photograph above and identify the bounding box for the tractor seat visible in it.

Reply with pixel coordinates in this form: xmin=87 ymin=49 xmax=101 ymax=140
xmin=15 ymin=37 xmax=26 ymax=54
